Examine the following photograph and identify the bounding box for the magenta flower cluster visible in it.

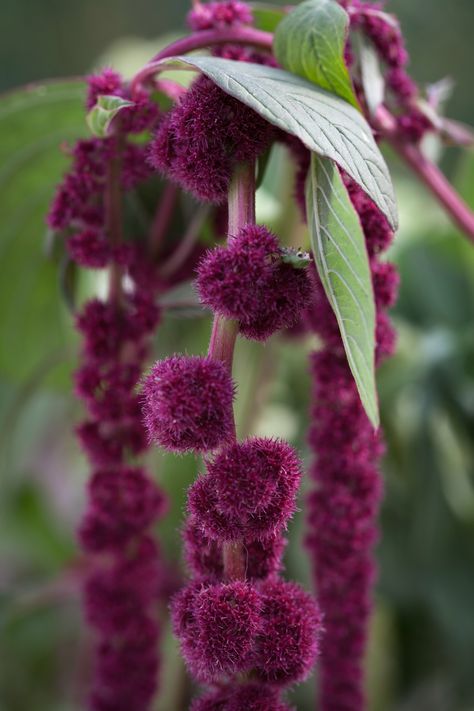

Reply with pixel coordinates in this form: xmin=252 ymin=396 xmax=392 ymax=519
xmin=305 ymin=172 xmax=399 ymax=711
xmin=149 ymin=75 xmax=275 ymax=203
xmin=142 ymin=199 xmax=321 ymax=707
xmin=48 ymin=69 xmax=169 ymax=710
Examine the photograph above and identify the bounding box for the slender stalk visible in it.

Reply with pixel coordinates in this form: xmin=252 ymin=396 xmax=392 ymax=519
xmin=222 ymin=541 xmax=246 ymax=581
xmin=375 ymin=106 xmax=474 ymax=242
xmin=130 ymin=28 xmax=273 ymax=97
xmin=208 ymin=315 xmax=239 ymax=373
xmin=105 ymin=137 xmax=124 ymax=304
xmin=206 ymin=162 xmax=256 ymax=581
xmin=159 ymin=205 xmax=210 ymax=278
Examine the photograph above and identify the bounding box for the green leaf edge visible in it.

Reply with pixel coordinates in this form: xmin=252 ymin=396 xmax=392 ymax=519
xmin=306 ymin=152 xmax=379 ymax=428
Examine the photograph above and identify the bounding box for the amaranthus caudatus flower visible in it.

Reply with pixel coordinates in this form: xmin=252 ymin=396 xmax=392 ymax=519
xmin=44 ymin=0 xmax=474 ymax=709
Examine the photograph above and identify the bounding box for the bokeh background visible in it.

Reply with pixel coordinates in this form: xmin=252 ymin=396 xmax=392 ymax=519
xmin=1 ymin=2 xmax=474 ymax=710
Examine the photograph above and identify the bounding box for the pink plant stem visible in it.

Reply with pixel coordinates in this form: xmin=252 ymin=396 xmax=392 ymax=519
xmin=207 ymin=162 xmax=256 ymax=581
xmin=376 ymin=106 xmax=474 ymax=241
xmin=130 ymin=27 xmax=273 ymax=97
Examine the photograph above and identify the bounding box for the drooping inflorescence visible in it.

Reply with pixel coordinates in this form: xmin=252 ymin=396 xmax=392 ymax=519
xmin=142 ymin=312 xmax=322 ymax=710
xmin=305 ymin=173 xmax=398 ymax=711
xmin=48 ymin=68 xmax=171 ymax=710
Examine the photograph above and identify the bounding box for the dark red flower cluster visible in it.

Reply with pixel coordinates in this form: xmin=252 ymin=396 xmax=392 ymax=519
xmin=143 ymin=220 xmax=321 ymax=706
xmin=142 ymin=355 xmax=235 ymax=452
xmin=149 ymin=76 xmax=275 ymax=203
xmin=197 ymin=224 xmax=312 ymax=340
xmin=48 ymin=69 xmax=159 ymax=271
xmin=306 ymin=174 xmax=399 ymax=711
xmin=187 ymin=0 xmax=253 ymax=32
xmin=47 ymin=69 xmax=169 ymax=711
xmin=188 ymin=438 xmax=302 ymax=541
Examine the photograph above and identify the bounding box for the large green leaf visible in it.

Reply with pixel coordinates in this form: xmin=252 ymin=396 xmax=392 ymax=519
xmin=274 ymin=0 xmax=359 ymax=108
xmin=165 ymin=56 xmax=398 ymax=230
xmin=0 ymin=80 xmax=87 ymax=382
xmin=306 ymin=153 xmax=378 ymax=427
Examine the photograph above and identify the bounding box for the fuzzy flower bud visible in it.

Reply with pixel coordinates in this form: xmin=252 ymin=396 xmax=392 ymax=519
xmin=188 ymin=438 xmax=302 ymax=542
xmin=142 ymin=355 xmax=235 ymax=452
xmin=149 ymin=77 xmax=274 ymax=203
xmin=171 ymin=581 xmax=261 ymax=682
xmin=253 ymin=579 xmax=323 ymax=685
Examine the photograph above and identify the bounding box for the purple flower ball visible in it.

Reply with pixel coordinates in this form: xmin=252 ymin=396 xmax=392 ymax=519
xmin=197 ymin=225 xmax=279 ymax=323
xmin=79 ymin=467 xmax=167 ymax=553
xmin=149 ymin=77 xmax=274 ymax=203
xmin=183 ymin=518 xmax=286 ymax=581
xmin=191 ymin=683 xmax=293 ymax=711
xmin=142 ymin=355 xmax=235 ymax=452
xmin=171 ymin=580 xmax=261 ymax=682
xmin=188 ymin=438 xmax=302 ymax=542
xmin=253 ymin=579 xmax=323 ymax=685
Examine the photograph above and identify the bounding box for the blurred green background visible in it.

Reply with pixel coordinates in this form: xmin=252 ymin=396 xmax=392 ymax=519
xmin=1 ymin=2 xmax=474 ymax=710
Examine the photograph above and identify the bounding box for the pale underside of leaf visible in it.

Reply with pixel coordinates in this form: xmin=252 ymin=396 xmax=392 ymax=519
xmin=355 ymin=31 xmax=385 ymax=117
xmin=306 ymin=153 xmax=379 ymax=427
xmin=164 ymin=55 xmax=398 ymax=230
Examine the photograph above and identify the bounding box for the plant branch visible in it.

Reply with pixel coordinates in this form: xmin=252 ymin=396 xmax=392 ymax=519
xmin=375 ymin=106 xmax=474 ymax=242
xmin=130 ymin=27 xmax=273 ymax=97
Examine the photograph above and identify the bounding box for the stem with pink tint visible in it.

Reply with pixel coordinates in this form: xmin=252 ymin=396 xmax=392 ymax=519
xmin=130 ymin=27 xmax=273 ymax=97
xmin=376 ymin=106 xmax=474 ymax=241
xmin=207 ymin=162 xmax=256 ymax=580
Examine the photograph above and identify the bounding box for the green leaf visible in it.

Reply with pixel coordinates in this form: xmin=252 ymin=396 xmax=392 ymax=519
xmin=306 ymin=153 xmax=378 ymax=427
xmin=355 ymin=32 xmax=385 ymax=117
xmin=250 ymin=3 xmax=286 ymax=32
xmin=274 ymin=0 xmax=359 ymax=108
xmin=86 ymin=94 xmax=134 ymax=137
xmin=164 ymin=56 xmax=398 ymax=230
xmin=0 ymin=80 xmax=87 ymax=383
